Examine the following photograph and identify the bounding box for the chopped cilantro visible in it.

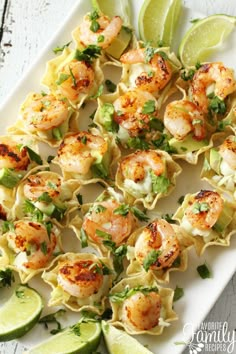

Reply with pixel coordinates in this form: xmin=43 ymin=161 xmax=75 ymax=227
xmin=178 ymin=195 xmax=185 ymax=204
xmin=181 ymin=69 xmax=195 ymax=81
xmin=162 ymin=213 xmax=176 ymax=224
xmin=40 ymin=241 xmax=48 ymax=255
xmin=113 ymin=204 xmax=130 ymax=216
xmin=74 ymin=45 xmax=101 ymax=63
xmin=142 ymin=100 xmax=156 ymax=114
xmin=143 ymin=249 xmax=162 ymax=271
xmin=127 ymin=137 xmax=149 ymax=150
xmin=80 ymin=228 xmax=88 ymax=248
xmin=39 ymin=309 xmax=66 ymax=335
xmin=105 ymin=79 xmax=116 ymax=93
xmin=68 ymin=66 xmax=77 ymax=87
xmin=90 ymin=20 xmax=100 ymax=32
xmin=101 ymin=103 xmax=118 ymax=132
xmin=150 ymin=171 xmax=170 ymax=194
xmin=81 ymin=135 xmax=87 ymax=145
xmin=0 ymin=268 xmax=15 ymax=288
xmin=25 ymin=146 xmax=43 ymax=165
xmin=53 ymin=41 xmax=72 ymax=54
xmin=94 ymin=204 xmax=107 ymax=213
xmin=90 ymin=84 xmax=103 ymax=99
xmin=45 ymin=221 xmax=53 ymax=239
xmin=98 ymin=34 xmax=104 ymax=43
xmin=172 ymin=255 xmax=181 ymax=268
xmin=47 ymin=155 xmax=55 ymax=163
xmin=208 ymin=96 xmax=226 ymax=115
xmin=173 ymin=286 xmax=184 ymax=301
xmin=76 ymin=193 xmax=83 ymax=205
xmin=89 ymin=10 xmax=99 ymax=21
xmin=149 ymin=117 xmax=164 ymax=131
xmin=2 ymin=221 xmax=14 ymax=233
xmin=192 ymin=202 xmax=209 ymax=214
xmin=109 ymin=285 xmax=159 ymax=303
xmin=38 ymin=192 xmax=52 ymax=203
xmin=15 ymin=289 xmax=25 ymax=298
xmin=91 ymin=162 xmax=108 ymax=179
xmin=130 ymin=206 xmax=149 ymax=222
xmin=197 ymin=263 xmax=211 ymax=279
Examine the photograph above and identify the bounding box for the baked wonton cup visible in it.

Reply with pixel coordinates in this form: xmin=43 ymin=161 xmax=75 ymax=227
xmin=173 ymin=190 xmax=236 ymax=256
xmin=13 ymin=171 xmax=80 ymax=226
xmin=115 ymin=149 xmax=182 ymax=209
xmin=41 ymin=47 xmax=104 ymax=109
xmin=8 ymin=92 xmax=79 ymax=147
xmin=109 ymin=272 xmax=177 ymax=335
xmin=42 ymin=252 xmax=113 ymax=314
xmin=0 ymin=219 xmax=62 ymax=283
xmin=201 ymin=134 xmax=236 ymax=202
xmin=126 ymin=219 xmax=194 ymax=283
xmin=53 ymin=130 xmax=120 ymax=185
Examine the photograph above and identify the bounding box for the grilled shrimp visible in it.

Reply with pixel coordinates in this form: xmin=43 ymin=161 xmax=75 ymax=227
xmin=122 ymin=291 xmax=161 ymax=330
xmin=219 ymin=135 xmax=236 ymax=170
xmin=20 ymin=93 xmax=69 ymax=131
xmin=6 ymin=220 xmax=57 ymax=270
xmin=77 ymin=13 xmax=122 ymax=49
xmin=57 ymin=259 xmax=103 ymax=298
xmin=0 ymin=137 xmax=30 ymax=171
xmin=57 ymin=60 xmax=95 ymax=102
xmin=57 ymin=132 xmax=108 ymax=175
xmin=120 ymin=48 xmax=172 ymax=93
xmin=190 ymin=62 xmax=236 ymax=113
xmin=82 ymin=199 xmax=136 ymax=246
xmin=164 ymin=99 xmax=206 ymax=141
xmin=23 ymin=173 xmax=62 ymax=201
xmin=120 ymin=150 xmax=165 ymax=183
xmin=135 ymin=219 xmax=180 ymax=270
xmin=113 ymin=89 xmax=159 ymax=137
xmin=184 ymin=190 xmax=223 ymax=231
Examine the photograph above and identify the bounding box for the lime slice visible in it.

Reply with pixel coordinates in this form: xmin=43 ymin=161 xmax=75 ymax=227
xmin=0 ymin=285 xmax=43 ymax=341
xmin=139 ymin=0 xmax=180 ymax=46
xmin=162 ymin=0 xmax=182 ymax=46
xmin=26 ymin=321 xmax=101 ymax=354
xmin=179 ymin=14 xmax=236 ymax=67
xmin=102 ymin=321 xmax=153 ymax=354
xmin=91 ymin=0 xmax=131 ymax=26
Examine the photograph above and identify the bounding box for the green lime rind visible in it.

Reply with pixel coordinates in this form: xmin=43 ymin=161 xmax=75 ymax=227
xmin=26 ymin=321 xmax=101 ymax=354
xmin=179 ymin=14 xmax=236 ymax=67
xmin=102 ymin=321 xmax=154 ymax=354
xmin=162 ymin=0 xmax=182 ymax=46
xmin=0 ymin=285 xmax=43 ymax=342
xmin=91 ymin=0 xmax=131 ymax=26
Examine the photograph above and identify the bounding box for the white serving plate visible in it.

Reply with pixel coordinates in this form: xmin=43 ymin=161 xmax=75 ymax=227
xmin=0 ymin=1 xmax=236 ymax=353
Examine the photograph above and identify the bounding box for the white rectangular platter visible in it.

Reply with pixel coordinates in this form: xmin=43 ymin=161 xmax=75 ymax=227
xmin=0 ymin=1 xmax=236 ymax=353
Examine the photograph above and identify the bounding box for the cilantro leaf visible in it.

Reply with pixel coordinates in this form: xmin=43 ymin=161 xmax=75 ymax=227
xmin=109 ymin=285 xmax=159 ymax=303
xmin=80 ymin=228 xmax=88 ymax=248
xmin=130 ymin=207 xmax=149 ymax=222
xmin=74 ymin=45 xmax=101 ymax=64
xmin=25 ymin=146 xmax=43 ymax=165
xmin=127 ymin=137 xmax=149 ymax=150
xmin=150 ymin=171 xmax=170 ymax=194
xmin=197 ymin=263 xmax=211 ymax=279
xmin=105 ymin=79 xmax=116 ymax=93
xmin=0 ymin=268 xmax=15 ymax=288
xmin=173 ymin=286 xmax=184 ymax=301
xmin=208 ymin=96 xmax=226 ymax=115
xmin=192 ymin=202 xmax=209 ymax=214
xmin=142 ymin=100 xmax=156 ymax=114
xmin=113 ymin=204 xmax=130 ymax=216
xmin=53 ymin=41 xmax=72 ymax=54
xmin=38 ymin=192 xmax=52 ymax=203
xmin=39 ymin=309 xmax=66 ymax=335
xmin=143 ymin=249 xmax=162 ymax=271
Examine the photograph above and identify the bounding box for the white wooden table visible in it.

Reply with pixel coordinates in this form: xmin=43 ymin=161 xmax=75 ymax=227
xmin=0 ymin=1 xmax=236 ymax=353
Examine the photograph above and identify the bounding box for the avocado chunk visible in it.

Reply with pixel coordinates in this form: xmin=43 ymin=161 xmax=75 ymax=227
xmin=169 ymin=135 xmax=208 ymax=153
xmin=52 ymin=127 xmax=62 ymax=140
xmin=213 ymin=204 xmax=234 ymax=233
xmin=209 ymin=148 xmax=222 ymax=174
xmin=0 ymin=168 xmax=22 ymax=189
xmin=105 ymin=26 xmax=132 ymax=59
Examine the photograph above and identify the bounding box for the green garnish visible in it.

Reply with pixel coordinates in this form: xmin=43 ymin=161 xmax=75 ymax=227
xmin=45 ymin=221 xmax=53 ymax=239
xmin=56 ymin=73 xmax=70 ymax=85
xmin=2 ymin=221 xmax=15 ymax=233
xmin=142 ymin=100 xmax=156 ymax=114
xmin=101 ymin=103 xmax=118 ymax=133
xmin=15 ymin=289 xmax=25 ymax=299
xmin=130 ymin=206 xmax=149 ymax=222
xmin=91 ymin=162 xmax=108 ymax=179
xmin=150 ymin=171 xmax=170 ymax=194
xmin=181 ymin=69 xmax=195 ymax=81
xmin=90 ymin=84 xmax=103 ymax=99
xmin=113 ymin=204 xmax=130 ymax=216
xmin=162 ymin=213 xmax=176 ymax=224
xmin=0 ymin=268 xmax=15 ymax=288
xmin=74 ymin=45 xmax=101 ymax=64
xmin=47 ymin=155 xmax=55 ymax=163
xmin=25 ymin=146 xmax=43 ymax=165
xmin=105 ymin=79 xmax=116 ymax=93
xmin=173 ymin=286 xmax=184 ymax=301
xmin=109 ymin=285 xmax=159 ymax=303
xmin=53 ymin=41 xmax=72 ymax=54
xmin=208 ymin=95 xmax=226 ymax=115
xmin=38 ymin=192 xmax=52 ymax=203
xmin=39 ymin=309 xmax=66 ymax=335
xmin=40 ymin=241 xmax=48 ymax=255
xmin=178 ymin=195 xmax=185 ymax=204
xmin=197 ymin=263 xmax=211 ymax=279
xmin=76 ymin=193 xmax=83 ymax=205
xmin=149 ymin=118 xmax=164 ymax=131
xmin=98 ymin=35 xmax=105 ymax=43
xmin=0 ymin=168 xmax=22 ymax=189
xmin=94 ymin=204 xmax=107 ymax=213
xmin=143 ymin=249 xmax=162 ymax=271
xmin=127 ymin=137 xmax=149 ymax=150
xmin=80 ymin=228 xmax=88 ymax=248
xmin=192 ymin=202 xmax=210 ymax=214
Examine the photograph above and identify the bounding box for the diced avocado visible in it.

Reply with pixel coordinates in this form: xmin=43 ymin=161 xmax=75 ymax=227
xmin=52 ymin=127 xmax=62 ymax=140
xmin=38 ymin=203 xmax=56 ymax=216
xmin=169 ymin=135 xmax=208 ymax=153
xmin=0 ymin=168 xmax=22 ymax=189
xmin=105 ymin=26 xmax=132 ymax=59
xmin=213 ymin=204 xmax=234 ymax=233
xmin=209 ymin=148 xmax=222 ymax=174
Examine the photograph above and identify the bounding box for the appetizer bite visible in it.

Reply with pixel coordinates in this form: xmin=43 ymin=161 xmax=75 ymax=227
xmin=116 ymin=149 xmax=182 ymax=209
xmin=0 ymin=220 xmax=61 ymax=283
xmin=53 ymin=130 xmax=120 ymax=184
xmin=42 ymin=252 xmax=113 ymax=314
xmin=127 ymin=219 xmax=194 ymax=283
xmin=109 ymin=272 xmax=177 ymax=335
xmin=174 ymin=190 xmax=236 ymax=255
xmin=8 ymin=92 xmax=78 ymax=146
xmin=201 ymin=135 xmax=236 ymax=201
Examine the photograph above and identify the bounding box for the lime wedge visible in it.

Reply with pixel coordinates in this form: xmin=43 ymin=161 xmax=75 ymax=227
xmin=0 ymin=285 xmax=43 ymax=341
xmin=91 ymin=0 xmax=131 ymax=26
xmin=162 ymin=0 xmax=182 ymax=46
xmin=139 ymin=0 xmax=182 ymax=46
xmin=179 ymin=14 xmax=236 ymax=67
xmin=26 ymin=321 xmax=101 ymax=354
xmin=102 ymin=321 xmax=153 ymax=354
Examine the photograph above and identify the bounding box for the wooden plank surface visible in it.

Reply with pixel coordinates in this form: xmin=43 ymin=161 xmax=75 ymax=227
xmin=0 ymin=1 xmax=236 ymax=353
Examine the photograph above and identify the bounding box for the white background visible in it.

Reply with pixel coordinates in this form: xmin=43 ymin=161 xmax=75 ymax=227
xmin=0 ymin=1 xmax=236 ymax=353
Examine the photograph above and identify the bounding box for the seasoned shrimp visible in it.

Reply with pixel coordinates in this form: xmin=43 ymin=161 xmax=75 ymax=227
xmin=120 ymin=48 xmax=172 ymax=93
xmin=57 ymin=259 xmax=103 ymax=298
xmin=122 ymin=291 xmax=161 ymax=330
xmin=0 ymin=137 xmax=30 ymax=171
xmin=120 ymin=150 xmax=165 ymax=183
xmin=82 ymin=199 xmax=136 ymax=246
xmin=77 ymin=13 xmax=122 ymax=49
xmin=184 ymin=190 xmax=223 ymax=231
xmin=21 ymin=93 xmax=69 ymax=131
xmin=113 ymin=89 xmax=159 ymax=137
xmin=23 ymin=173 xmax=62 ymax=201
xmin=6 ymin=221 xmax=57 ymax=270
xmin=57 ymin=132 xmax=108 ymax=174
xmin=190 ymin=62 xmax=236 ymax=113
xmin=164 ymin=99 xmax=206 ymax=141
xmin=135 ymin=220 xmax=180 ymax=270
xmin=219 ymin=135 xmax=236 ymax=170
xmin=57 ymin=60 xmax=95 ymax=102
